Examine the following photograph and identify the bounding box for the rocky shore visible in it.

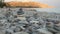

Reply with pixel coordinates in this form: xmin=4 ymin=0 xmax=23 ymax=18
xmin=0 ymin=8 xmax=60 ymax=34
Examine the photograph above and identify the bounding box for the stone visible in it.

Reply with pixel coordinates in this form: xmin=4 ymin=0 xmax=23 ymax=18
xmin=13 ymin=32 xmax=28 ymax=34
xmin=37 ymin=29 xmax=53 ymax=34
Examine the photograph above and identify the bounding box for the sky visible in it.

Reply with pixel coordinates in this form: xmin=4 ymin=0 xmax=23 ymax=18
xmin=33 ymin=0 xmax=60 ymax=8
xmin=4 ymin=0 xmax=60 ymax=8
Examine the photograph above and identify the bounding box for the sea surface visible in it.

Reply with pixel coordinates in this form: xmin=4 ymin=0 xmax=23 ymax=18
xmin=36 ymin=8 xmax=60 ymax=13
xmin=0 ymin=8 xmax=60 ymax=13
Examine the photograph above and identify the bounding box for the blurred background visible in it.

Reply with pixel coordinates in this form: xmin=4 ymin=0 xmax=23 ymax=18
xmin=3 ymin=0 xmax=60 ymax=8
xmin=33 ymin=0 xmax=60 ymax=8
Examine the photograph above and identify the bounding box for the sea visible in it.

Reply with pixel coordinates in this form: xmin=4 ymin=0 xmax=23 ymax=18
xmin=0 ymin=8 xmax=60 ymax=13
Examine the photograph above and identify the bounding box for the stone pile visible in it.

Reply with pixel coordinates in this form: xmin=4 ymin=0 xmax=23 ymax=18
xmin=0 ymin=8 xmax=60 ymax=34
